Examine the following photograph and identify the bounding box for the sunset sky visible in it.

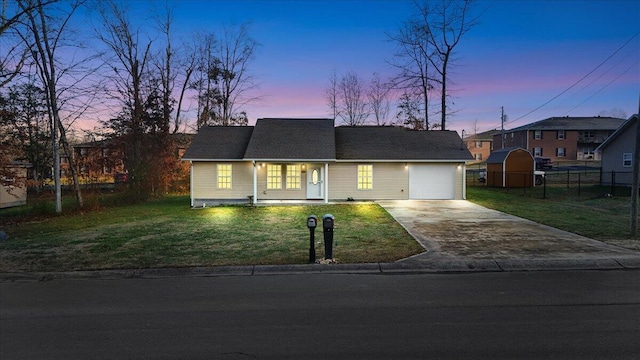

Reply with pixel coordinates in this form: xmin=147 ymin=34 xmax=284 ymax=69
xmin=52 ymin=0 xmax=640 ymax=134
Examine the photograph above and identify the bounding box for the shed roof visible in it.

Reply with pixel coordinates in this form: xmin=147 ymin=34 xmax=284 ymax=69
xmin=181 ymin=126 xmax=254 ymax=160
xmin=335 ymin=126 xmax=473 ymax=161
xmin=486 ymin=147 xmax=531 ymax=164
xmin=508 ymin=116 xmax=625 ymax=132
xmin=244 ymin=118 xmax=336 ymax=160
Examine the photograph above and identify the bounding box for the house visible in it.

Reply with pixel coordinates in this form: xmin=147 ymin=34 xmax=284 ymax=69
xmin=596 ymin=114 xmax=639 ymax=186
xmin=181 ymin=118 xmax=473 ymax=206
xmin=62 ymin=133 xmax=194 ymax=185
xmin=1 ymin=161 xmax=30 ymax=209
xmin=485 ymin=147 xmax=535 ymax=188
xmin=493 ymin=116 xmax=625 ymax=162
xmin=464 ymin=129 xmax=501 ymax=162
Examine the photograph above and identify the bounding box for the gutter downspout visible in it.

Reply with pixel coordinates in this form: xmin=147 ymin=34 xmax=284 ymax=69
xmin=324 ymin=162 xmax=329 ymax=203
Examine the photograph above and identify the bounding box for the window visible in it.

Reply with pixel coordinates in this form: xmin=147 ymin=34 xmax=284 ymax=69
xmin=475 ymin=153 xmax=482 ymax=161
xmin=534 ymin=147 xmax=542 ymax=157
xmin=580 ymin=131 xmax=594 ymax=141
xmin=475 ymin=141 xmax=482 ymax=148
xmin=556 ymin=147 xmax=565 ymax=157
xmin=286 ymin=165 xmax=301 ymax=189
xmin=557 ymin=130 xmax=565 ymax=140
xmin=217 ymin=164 xmax=232 ymax=189
xmin=357 ymin=165 xmax=373 ymax=190
xmin=267 ymin=165 xmax=282 ymax=189
xmin=534 ymin=130 xmax=542 ymax=140
xmin=623 ymin=153 xmax=632 ymax=167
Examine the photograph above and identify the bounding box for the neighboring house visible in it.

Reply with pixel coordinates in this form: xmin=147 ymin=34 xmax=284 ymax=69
xmin=67 ymin=139 xmax=126 ymax=184
xmin=61 ymin=133 xmax=194 ymax=184
xmin=464 ymin=129 xmax=500 ymax=163
xmin=596 ymin=114 xmax=639 ymax=186
xmin=1 ymin=161 xmax=30 ymax=209
xmin=493 ymin=116 xmax=625 ymax=162
xmin=182 ymin=118 xmax=473 ymax=206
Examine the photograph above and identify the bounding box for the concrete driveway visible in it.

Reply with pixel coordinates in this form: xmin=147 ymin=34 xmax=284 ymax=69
xmin=378 ymin=200 xmax=640 ymax=266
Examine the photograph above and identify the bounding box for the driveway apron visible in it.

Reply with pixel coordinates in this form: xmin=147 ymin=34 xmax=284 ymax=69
xmin=377 ymin=200 xmax=640 ymax=262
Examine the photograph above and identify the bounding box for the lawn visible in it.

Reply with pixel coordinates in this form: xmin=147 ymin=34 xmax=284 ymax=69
xmin=0 ymin=195 xmax=424 ymax=272
xmin=466 ymin=184 xmax=640 ymax=250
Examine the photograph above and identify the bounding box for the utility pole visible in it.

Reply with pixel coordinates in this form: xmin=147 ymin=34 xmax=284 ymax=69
xmin=501 ymin=106 xmax=505 ymax=149
xmin=630 ymin=95 xmax=640 ymax=236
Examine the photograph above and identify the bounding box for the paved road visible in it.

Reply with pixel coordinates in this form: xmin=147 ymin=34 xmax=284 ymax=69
xmin=2 ymin=270 xmax=639 ymax=359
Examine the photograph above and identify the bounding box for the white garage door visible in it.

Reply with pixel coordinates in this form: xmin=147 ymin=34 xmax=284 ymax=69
xmin=409 ymin=164 xmax=456 ymax=199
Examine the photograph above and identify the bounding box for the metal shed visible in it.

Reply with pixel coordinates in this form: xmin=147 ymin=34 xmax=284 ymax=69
xmin=486 ymin=147 xmax=535 ymax=187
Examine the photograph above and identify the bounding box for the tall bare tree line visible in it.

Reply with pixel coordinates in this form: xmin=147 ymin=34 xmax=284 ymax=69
xmin=1 ymin=0 xmax=261 ymax=209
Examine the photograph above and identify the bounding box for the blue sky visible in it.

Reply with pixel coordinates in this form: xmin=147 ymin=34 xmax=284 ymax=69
xmin=80 ymin=0 xmax=640 ymax=133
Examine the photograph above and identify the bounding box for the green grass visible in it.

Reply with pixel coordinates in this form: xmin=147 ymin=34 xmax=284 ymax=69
xmin=0 ymin=195 xmax=423 ymax=272
xmin=467 ymin=185 xmax=638 ymax=244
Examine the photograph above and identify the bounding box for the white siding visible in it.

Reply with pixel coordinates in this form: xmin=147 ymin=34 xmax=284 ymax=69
xmin=329 ymin=163 xmax=409 ymax=200
xmin=192 ymin=162 xmax=253 ymax=200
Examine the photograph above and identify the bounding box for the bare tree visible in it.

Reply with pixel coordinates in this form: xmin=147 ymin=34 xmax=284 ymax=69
xmin=1 ymin=0 xmax=57 ymax=88
xmin=395 ymin=90 xmax=424 ymax=130
xmin=389 ymin=0 xmax=479 ymax=130
xmin=337 ymin=71 xmax=368 ymax=126
xmin=427 ymin=0 xmax=479 ymax=130
xmin=367 ymin=72 xmax=391 ymax=125
xmin=216 ymin=23 xmax=259 ymax=125
xmin=190 ymin=23 xmax=259 ymax=127
xmin=324 ymin=69 xmax=340 ymax=120
xmin=97 ymin=0 xmax=153 ymax=196
xmin=17 ymin=0 xmax=90 ymax=212
xmin=387 ymin=7 xmax=436 ymax=130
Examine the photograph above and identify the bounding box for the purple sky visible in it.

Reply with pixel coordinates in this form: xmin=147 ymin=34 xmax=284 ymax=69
xmin=81 ymin=0 xmax=640 ymax=135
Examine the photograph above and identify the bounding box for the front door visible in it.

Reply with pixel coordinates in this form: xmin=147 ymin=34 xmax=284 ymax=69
xmin=306 ymin=165 xmax=323 ymax=199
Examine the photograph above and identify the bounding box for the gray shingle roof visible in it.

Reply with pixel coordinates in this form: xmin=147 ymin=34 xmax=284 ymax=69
xmin=596 ymin=114 xmax=638 ymax=151
xmin=508 ymin=116 xmax=625 ymax=132
xmin=244 ymin=118 xmax=336 ymax=160
xmin=335 ymin=126 xmax=473 ymax=161
xmin=486 ymin=147 xmax=527 ymax=164
xmin=181 ymin=126 xmax=254 ymax=160
xmin=464 ymin=129 xmax=501 ymax=141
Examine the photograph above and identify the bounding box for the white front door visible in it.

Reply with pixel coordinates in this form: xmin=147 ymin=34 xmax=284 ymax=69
xmin=306 ymin=165 xmax=323 ymax=199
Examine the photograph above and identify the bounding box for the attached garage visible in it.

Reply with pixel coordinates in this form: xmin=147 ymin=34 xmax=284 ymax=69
xmin=409 ymin=164 xmax=456 ymax=199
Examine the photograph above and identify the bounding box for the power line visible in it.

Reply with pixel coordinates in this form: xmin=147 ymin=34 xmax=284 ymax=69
xmin=564 ymin=58 xmax=640 ymax=115
xmin=508 ymin=30 xmax=640 ymax=125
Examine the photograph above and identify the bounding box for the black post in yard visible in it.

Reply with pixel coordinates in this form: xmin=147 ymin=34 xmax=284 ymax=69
xmin=578 ymin=173 xmax=581 ymax=197
xmin=307 ymin=215 xmax=318 ymax=263
xmin=612 ymin=171 xmax=616 ymax=196
xmin=309 ymin=228 xmax=316 ymax=263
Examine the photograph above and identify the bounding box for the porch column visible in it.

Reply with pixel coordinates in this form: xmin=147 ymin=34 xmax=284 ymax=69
xmin=252 ymin=161 xmax=257 ymax=205
xmin=189 ymin=161 xmax=194 ymax=207
xmin=462 ymin=163 xmax=467 ymax=200
xmin=324 ymin=162 xmax=329 ymax=203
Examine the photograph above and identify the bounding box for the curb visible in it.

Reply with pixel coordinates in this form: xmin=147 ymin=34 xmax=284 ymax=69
xmin=2 ymin=257 xmax=640 ymax=282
